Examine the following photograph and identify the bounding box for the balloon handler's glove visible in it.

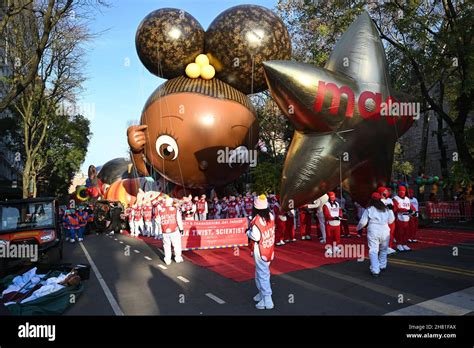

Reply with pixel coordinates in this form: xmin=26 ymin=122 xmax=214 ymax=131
xmin=179 ymin=229 xmax=184 ymax=235
xmin=333 ymin=216 xmax=340 ymax=221
xmin=408 ymin=209 xmax=413 ymax=215
xmin=387 ymin=204 xmax=394 ymax=210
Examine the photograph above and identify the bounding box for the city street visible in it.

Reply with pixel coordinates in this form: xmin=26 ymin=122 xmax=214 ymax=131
xmin=62 ymin=230 xmax=474 ymax=316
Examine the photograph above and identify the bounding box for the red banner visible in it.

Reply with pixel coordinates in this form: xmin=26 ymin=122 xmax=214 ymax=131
xmin=425 ymin=201 xmax=472 ymax=219
xmin=181 ymin=218 xmax=249 ymax=251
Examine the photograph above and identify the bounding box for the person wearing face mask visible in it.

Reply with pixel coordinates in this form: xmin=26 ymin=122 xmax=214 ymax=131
xmin=357 ymin=192 xmax=395 ymax=277
xmin=393 ymin=186 xmax=416 ymax=251
xmin=407 ymin=189 xmax=419 ymax=243
xmin=323 ymin=192 xmax=342 ymax=256
xmin=378 ymin=186 xmax=397 ymax=255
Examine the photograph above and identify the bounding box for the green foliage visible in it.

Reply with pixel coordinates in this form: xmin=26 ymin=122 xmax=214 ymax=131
xmin=40 ymin=113 xmax=91 ymax=196
xmin=250 ymin=161 xmax=283 ymax=194
xmin=392 ymin=142 xmax=414 ymax=178
xmin=448 ymin=126 xmax=474 ymax=186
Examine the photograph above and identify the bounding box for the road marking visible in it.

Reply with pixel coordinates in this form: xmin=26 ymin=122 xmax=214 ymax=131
xmin=79 ymin=242 xmax=124 ymax=316
xmin=206 ymin=293 xmax=226 ymax=304
xmin=144 ymin=256 xmax=152 ymax=261
xmin=158 ymin=265 xmax=167 ymax=270
xmin=119 ymin=241 xmax=124 ymax=244
xmin=114 ymin=238 xmax=118 ymax=241
xmin=134 ymin=250 xmax=140 ymax=254
xmin=177 ymin=276 xmax=190 ymax=283
xmin=385 ymin=287 xmax=474 ymax=316
xmin=389 ymin=258 xmax=474 ymax=277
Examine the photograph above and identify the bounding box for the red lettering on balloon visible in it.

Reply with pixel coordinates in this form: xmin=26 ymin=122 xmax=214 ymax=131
xmin=313 ymin=81 xmax=355 ymax=117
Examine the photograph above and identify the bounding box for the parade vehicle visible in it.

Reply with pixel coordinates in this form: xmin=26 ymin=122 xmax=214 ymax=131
xmin=0 ymin=197 xmax=64 ymax=277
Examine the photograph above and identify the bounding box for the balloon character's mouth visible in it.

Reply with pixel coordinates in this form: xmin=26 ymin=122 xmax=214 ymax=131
xmin=199 ymin=160 xmax=208 ymax=171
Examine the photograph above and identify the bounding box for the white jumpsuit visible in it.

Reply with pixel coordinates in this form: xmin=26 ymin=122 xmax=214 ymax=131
xmin=357 ymin=207 xmax=395 ymax=274
xmin=312 ymin=194 xmax=328 ymax=242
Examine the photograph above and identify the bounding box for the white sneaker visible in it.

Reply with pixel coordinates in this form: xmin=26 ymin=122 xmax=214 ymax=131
xmin=70 ymin=239 xmax=75 ymax=244
xmin=397 ymin=245 xmax=405 ymax=252
xmin=253 ymin=293 xmax=262 ymax=302
xmin=412 ymin=239 xmax=418 ymax=243
xmin=333 ymin=246 xmax=342 ymax=255
xmin=306 ymin=236 xmax=312 ymax=240
xmin=255 ymin=296 xmax=274 ymax=310
xmin=109 ymin=232 xmax=115 ymax=236
xmin=320 ymin=239 xmax=326 ymax=244
xmin=78 ymin=238 xmax=83 ymax=242
xmin=325 ymin=248 xmax=333 ymax=257
xmin=255 ymin=299 xmax=266 ymax=309
xmin=387 ymin=247 xmax=397 ymax=255
xmin=263 ymin=296 xmax=274 ymax=309
xmin=403 ymin=245 xmax=411 ymax=251
xmin=175 ymin=256 xmax=184 ymax=263
xmin=276 ymin=241 xmax=285 ymax=246
xmin=164 ymin=259 xmax=172 ymax=265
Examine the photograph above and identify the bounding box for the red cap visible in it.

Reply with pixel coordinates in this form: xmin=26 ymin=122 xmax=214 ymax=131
xmin=408 ymin=188 xmax=414 ymax=194
xmin=371 ymin=192 xmax=382 ymax=200
xmin=398 ymin=186 xmax=407 ymax=192
xmin=377 ymin=186 xmax=387 ymax=195
xmin=328 ymin=191 xmax=336 ymax=199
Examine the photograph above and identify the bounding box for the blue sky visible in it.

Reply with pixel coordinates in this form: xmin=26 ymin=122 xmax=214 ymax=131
xmin=80 ymin=0 xmax=278 ymax=172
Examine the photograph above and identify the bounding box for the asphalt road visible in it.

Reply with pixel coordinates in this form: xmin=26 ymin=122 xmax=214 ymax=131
xmin=62 ymin=232 xmax=474 ymax=316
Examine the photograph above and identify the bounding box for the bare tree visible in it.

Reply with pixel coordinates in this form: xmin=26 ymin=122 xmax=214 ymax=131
xmin=0 ymin=0 xmax=107 ymax=112
xmin=8 ymin=0 xmax=101 ymax=197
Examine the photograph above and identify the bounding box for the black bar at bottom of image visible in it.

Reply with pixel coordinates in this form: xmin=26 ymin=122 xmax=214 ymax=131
xmin=0 ymin=315 xmax=472 ymax=346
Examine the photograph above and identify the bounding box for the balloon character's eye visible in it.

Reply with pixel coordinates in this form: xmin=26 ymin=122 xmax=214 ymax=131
xmin=156 ymin=135 xmax=179 ymax=160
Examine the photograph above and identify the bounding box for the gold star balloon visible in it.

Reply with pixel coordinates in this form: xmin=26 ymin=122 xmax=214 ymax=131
xmin=263 ymin=12 xmax=415 ymax=210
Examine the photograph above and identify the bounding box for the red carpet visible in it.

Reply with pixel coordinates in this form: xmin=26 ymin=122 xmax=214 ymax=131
xmin=138 ymin=225 xmax=474 ymax=282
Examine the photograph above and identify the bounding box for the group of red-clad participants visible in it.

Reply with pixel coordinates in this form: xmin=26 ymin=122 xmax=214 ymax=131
xmin=123 ymin=192 xmax=265 ymax=239
xmin=121 ymin=186 xmax=419 ymax=255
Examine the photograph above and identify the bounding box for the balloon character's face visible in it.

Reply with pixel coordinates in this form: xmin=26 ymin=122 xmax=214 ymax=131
xmin=140 ymin=91 xmax=258 ymax=188
xmin=131 ymin=5 xmax=291 ymax=190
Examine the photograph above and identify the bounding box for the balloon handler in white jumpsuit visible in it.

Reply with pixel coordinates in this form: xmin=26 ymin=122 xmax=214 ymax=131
xmin=356 ymin=192 xmax=395 ymax=277
xmin=155 ymin=196 xmax=184 ymax=265
xmin=247 ymin=194 xmax=276 ymax=310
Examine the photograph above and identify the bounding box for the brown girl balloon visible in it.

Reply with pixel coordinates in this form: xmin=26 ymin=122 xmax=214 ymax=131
xmin=130 ymin=5 xmax=290 ymax=189
xmin=128 ymin=77 xmax=258 ymax=189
